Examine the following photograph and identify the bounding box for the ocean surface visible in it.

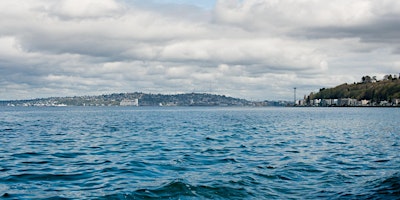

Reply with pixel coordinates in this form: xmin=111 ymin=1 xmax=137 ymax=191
xmin=0 ymin=106 xmax=399 ymax=199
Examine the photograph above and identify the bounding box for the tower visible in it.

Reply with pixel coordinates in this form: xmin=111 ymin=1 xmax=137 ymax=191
xmin=293 ymin=87 xmax=297 ymax=105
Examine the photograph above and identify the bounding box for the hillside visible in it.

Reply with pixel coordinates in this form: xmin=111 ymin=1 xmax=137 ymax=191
xmin=1 ymin=92 xmax=252 ymax=107
xmin=309 ymin=77 xmax=400 ymax=102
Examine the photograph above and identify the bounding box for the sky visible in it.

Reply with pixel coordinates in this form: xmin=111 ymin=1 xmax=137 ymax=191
xmin=1 ymin=0 xmax=399 ymax=101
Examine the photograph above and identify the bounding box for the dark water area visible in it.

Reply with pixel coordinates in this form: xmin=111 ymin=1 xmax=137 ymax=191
xmin=0 ymin=107 xmax=399 ymax=199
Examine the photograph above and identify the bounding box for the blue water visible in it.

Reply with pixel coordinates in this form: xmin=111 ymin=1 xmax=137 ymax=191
xmin=0 ymin=107 xmax=399 ymax=199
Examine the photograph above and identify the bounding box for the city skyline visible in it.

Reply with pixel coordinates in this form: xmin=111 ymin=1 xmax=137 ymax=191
xmin=1 ymin=0 xmax=399 ymax=100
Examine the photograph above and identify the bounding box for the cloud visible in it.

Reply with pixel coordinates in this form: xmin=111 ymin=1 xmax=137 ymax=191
xmin=213 ymin=0 xmax=400 ymax=46
xmin=0 ymin=0 xmax=399 ymax=100
xmin=158 ymin=38 xmax=327 ymax=73
xmin=48 ymin=0 xmax=122 ymax=19
xmin=214 ymin=0 xmax=377 ymax=28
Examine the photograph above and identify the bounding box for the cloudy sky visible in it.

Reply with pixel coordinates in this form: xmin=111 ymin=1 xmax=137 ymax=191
xmin=1 ymin=0 xmax=399 ymax=100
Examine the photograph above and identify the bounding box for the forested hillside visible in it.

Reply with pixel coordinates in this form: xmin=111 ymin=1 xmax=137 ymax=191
xmin=1 ymin=93 xmax=251 ymax=107
xmin=309 ymin=75 xmax=400 ymax=102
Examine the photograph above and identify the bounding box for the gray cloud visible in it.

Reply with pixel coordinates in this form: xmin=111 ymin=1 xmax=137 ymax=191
xmin=0 ymin=0 xmax=399 ymax=100
xmin=302 ymin=16 xmax=400 ymax=47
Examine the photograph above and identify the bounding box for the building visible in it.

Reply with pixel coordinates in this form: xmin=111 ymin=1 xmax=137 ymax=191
xmin=120 ymin=99 xmax=139 ymax=106
xmin=380 ymin=100 xmax=389 ymax=106
xmin=321 ymin=99 xmax=338 ymax=106
xmin=297 ymin=99 xmax=306 ymax=106
xmin=312 ymin=99 xmax=321 ymax=106
xmin=361 ymin=99 xmax=370 ymax=106
xmin=338 ymin=98 xmax=358 ymax=106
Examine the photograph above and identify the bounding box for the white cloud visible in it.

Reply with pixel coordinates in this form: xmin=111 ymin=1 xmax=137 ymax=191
xmin=214 ymin=0 xmax=374 ymax=29
xmin=0 ymin=0 xmax=399 ymax=100
xmin=48 ymin=0 xmax=122 ymax=19
xmin=0 ymin=37 xmax=23 ymax=58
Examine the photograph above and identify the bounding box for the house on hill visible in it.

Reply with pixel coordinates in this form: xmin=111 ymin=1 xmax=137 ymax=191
xmin=120 ymin=99 xmax=139 ymax=106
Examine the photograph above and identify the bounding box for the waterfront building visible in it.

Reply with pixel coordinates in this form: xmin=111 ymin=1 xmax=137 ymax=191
xmin=338 ymin=98 xmax=358 ymax=106
xmin=120 ymin=99 xmax=139 ymax=106
xmin=361 ymin=99 xmax=370 ymax=106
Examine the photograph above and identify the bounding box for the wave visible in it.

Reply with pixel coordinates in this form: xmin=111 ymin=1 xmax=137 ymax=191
xmin=325 ymin=172 xmax=400 ymax=199
xmin=5 ymin=172 xmax=91 ymax=182
xmin=368 ymin=172 xmax=400 ymax=198
xmin=98 ymin=180 xmax=253 ymax=200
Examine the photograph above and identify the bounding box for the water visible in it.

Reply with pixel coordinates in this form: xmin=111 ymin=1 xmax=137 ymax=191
xmin=0 ymin=107 xmax=399 ymax=199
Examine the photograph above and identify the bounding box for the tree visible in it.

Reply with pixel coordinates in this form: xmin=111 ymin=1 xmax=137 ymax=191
xmin=362 ymin=75 xmax=372 ymax=83
xmin=384 ymin=75 xmax=390 ymax=80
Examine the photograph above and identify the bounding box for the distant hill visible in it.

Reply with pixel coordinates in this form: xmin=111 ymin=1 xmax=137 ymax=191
xmin=309 ymin=76 xmax=400 ymax=102
xmin=1 ymin=92 xmax=252 ymax=107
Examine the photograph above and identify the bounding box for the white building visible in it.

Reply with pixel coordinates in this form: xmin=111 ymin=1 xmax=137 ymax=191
xmin=313 ymin=99 xmax=321 ymax=106
xmin=338 ymin=98 xmax=358 ymax=106
xmin=361 ymin=99 xmax=370 ymax=106
xmin=321 ymin=99 xmax=338 ymax=106
xmin=380 ymin=100 xmax=389 ymax=106
xmin=120 ymin=99 xmax=139 ymax=106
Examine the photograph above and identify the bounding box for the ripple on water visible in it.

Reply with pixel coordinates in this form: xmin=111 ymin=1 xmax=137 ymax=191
xmin=6 ymin=172 xmax=91 ymax=182
xmin=0 ymin=107 xmax=399 ymax=199
xmin=98 ymin=179 xmax=253 ymax=200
